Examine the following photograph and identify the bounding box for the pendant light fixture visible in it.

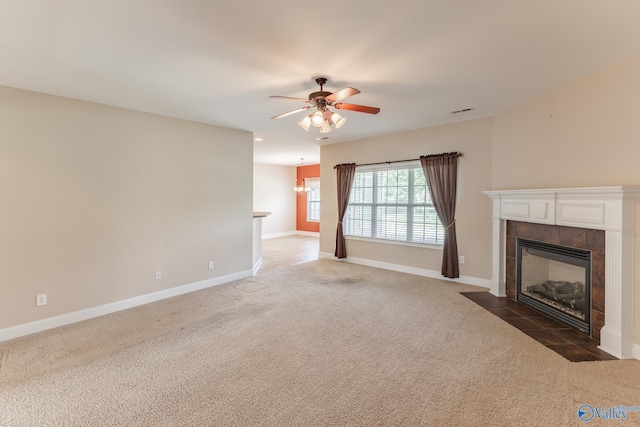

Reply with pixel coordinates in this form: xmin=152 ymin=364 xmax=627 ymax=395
xmin=294 ymin=158 xmax=310 ymax=196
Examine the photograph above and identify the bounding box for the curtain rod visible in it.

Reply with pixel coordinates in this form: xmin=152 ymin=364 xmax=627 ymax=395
xmin=334 ymin=152 xmax=463 ymax=169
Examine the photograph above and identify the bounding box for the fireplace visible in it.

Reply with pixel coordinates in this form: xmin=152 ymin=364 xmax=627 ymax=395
xmin=484 ymin=186 xmax=640 ymax=359
xmin=506 ymin=222 xmax=603 ymax=339
xmin=516 ymin=238 xmax=590 ymax=334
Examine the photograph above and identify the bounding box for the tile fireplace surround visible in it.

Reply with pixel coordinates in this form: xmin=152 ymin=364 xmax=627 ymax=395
xmin=483 ymin=187 xmax=640 ymax=360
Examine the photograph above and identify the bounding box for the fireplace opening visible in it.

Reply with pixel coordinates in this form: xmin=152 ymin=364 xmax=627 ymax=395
xmin=516 ymin=238 xmax=591 ymax=334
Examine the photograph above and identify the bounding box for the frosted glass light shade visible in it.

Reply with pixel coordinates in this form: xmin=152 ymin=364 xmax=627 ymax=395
xmin=331 ymin=112 xmax=347 ymax=128
xmin=319 ymin=121 xmax=331 ymax=133
xmin=298 ymin=115 xmax=311 ymax=131
xmin=310 ymin=111 xmax=324 ymax=127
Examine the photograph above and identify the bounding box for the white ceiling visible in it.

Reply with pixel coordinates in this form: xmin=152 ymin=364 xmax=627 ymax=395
xmin=1 ymin=1 xmax=639 ymax=166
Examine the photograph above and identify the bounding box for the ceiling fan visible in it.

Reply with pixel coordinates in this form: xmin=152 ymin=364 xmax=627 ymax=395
xmin=270 ymin=77 xmax=380 ymax=133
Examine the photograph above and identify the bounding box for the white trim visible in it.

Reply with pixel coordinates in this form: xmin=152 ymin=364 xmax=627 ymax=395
xmin=253 ymin=257 xmax=263 ymax=276
xmin=318 ymin=252 xmax=490 ymax=289
xmin=296 ymin=231 xmax=320 ymax=237
xmin=484 ymin=186 xmax=640 ymax=360
xmin=262 ymin=231 xmax=296 ymax=239
xmin=0 ymin=269 xmax=253 ymax=343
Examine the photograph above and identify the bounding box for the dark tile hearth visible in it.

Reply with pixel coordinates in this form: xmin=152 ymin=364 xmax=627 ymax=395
xmin=462 ymin=292 xmax=617 ymax=362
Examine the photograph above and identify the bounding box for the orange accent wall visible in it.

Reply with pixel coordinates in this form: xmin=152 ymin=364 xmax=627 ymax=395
xmin=296 ymin=164 xmax=320 ymax=232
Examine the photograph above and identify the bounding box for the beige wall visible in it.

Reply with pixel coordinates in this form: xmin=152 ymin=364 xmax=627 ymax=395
xmin=491 ymin=53 xmax=640 ymax=345
xmin=320 ymin=118 xmax=493 ymax=281
xmin=492 ymin=54 xmax=640 ymax=189
xmin=0 ymin=86 xmax=253 ymax=330
xmin=253 ymin=163 xmax=296 ymax=236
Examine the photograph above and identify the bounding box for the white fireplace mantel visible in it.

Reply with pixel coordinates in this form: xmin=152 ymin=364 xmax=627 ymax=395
xmin=483 ymin=186 xmax=640 ymax=360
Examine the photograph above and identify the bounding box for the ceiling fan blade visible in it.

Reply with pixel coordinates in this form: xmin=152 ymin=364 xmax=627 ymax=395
xmin=269 ymin=95 xmax=312 ymax=103
xmin=271 ymin=106 xmax=311 ymax=120
xmin=334 ymin=103 xmax=380 ymax=114
xmin=326 ymin=87 xmax=360 ymax=102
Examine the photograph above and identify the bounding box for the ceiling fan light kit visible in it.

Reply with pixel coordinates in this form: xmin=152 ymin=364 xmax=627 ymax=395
xmin=334 ymin=112 xmax=347 ymax=128
xmin=270 ymin=77 xmax=380 ymax=133
xmin=310 ymin=111 xmax=325 ymax=127
xmin=298 ymin=116 xmax=312 ymax=131
xmin=319 ymin=121 xmax=331 ymax=133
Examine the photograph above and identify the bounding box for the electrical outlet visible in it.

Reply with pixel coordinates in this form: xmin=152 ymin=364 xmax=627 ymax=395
xmin=208 ymin=261 xmax=214 ymax=270
xmin=459 ymin=256 xmax=465 ymax=264
xmin=36 ymin=294 xmax=47 ymax=306
xmin=155 ymin=271 xmax=162 ymax=280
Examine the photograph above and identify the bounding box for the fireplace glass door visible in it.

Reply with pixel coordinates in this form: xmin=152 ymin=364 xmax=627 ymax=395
xmin=517 ymin=238 xmax=591 ymax=334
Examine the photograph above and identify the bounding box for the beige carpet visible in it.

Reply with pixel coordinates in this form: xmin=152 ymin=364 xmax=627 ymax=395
xmin=1 ymin=259 xmax=639 ymax=426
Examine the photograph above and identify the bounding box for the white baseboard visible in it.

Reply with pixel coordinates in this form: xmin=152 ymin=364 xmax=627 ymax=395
xmin=262 ymin=231 xmax=296 ymax=239
xmin=296 ymin=231 xmax=320 ymax=237
xmin=253 ymin=257 xmax=263 ymax=276
xmin=0 ymin=269 xmax=253 ymax=343
xmin=633 ymin=343 xmax=640 ymax=361
xmin=318 ymin=252 xmax=490 ymax=289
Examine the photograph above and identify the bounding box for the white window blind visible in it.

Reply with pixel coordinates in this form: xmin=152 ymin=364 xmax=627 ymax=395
xmin=306 ymin=177 xmax=320 ymax=222
xmin=305 ymin=177 xmax=320 ymax=190
xmin=343 ymin=163 xmax=444 ymax=245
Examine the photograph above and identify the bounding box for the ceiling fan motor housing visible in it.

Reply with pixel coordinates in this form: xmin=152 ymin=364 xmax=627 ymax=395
xmin=309 ymin=77 xmax=331 ymax=108
xmin=308 ymin=91 xmax=332 ymax=110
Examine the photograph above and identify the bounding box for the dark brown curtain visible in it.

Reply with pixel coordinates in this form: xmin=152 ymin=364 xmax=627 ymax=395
xmin=334 ymin=163 xmax=356 ymax=259
xmin=420 ymin=152 xmax=461 ymax=279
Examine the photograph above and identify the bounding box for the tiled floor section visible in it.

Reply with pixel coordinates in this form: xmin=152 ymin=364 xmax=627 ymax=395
xmin=259 ymin=235 xmax=319 ymax=274
xmin=462 ymin=292 xmax=617 ymax=362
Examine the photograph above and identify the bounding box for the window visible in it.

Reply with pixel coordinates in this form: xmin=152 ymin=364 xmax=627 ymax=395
xmin=306 ymin=177 xmax=320 ymax=222
xmin=343 ymin=162 xmax=444 ymax=245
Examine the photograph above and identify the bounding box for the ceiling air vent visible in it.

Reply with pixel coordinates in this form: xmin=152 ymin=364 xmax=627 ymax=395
xmin=451 ymin=108 xmax=474 ymax=114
